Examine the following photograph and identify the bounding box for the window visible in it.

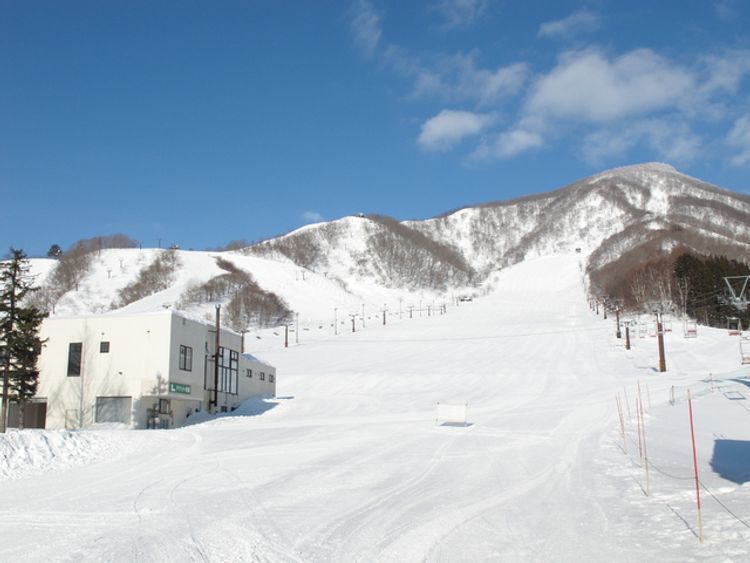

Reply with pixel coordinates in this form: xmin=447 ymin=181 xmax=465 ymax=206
xmin=217 ymin=347 xmax=239 ymax=394
xmin=95 ymin=396 xmax=132 ymax=424
xmin=246 ymin=368 xmax=253 ymax=378
xmin=179 ymin=345 xmax=193 ymax=371
xmin=269 ymin=374 xmax=275 ymax=383
xmin=99 ymin=341 xmax=110 ymax=353
xmin=158 ymin=398 xmax=171 ymax=414
xmin=260 ymin=372 xmax=265 ymax=381
xmin=67 ymin=342 xmax=82 ymax=376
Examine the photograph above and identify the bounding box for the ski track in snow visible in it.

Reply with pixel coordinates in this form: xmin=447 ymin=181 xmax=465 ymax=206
xmin=2 ymin=254 xmax=750 ymax=562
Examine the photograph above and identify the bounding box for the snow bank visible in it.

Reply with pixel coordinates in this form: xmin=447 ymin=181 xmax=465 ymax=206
xmin=0 ymin=429 xmax=130 ymax=481
xmin=183 ymin=395 xmax=283 ymax=426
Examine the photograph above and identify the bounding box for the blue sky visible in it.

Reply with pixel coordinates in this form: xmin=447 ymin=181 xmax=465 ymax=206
xmin=2 ymin=0 xmax=750 ymax=256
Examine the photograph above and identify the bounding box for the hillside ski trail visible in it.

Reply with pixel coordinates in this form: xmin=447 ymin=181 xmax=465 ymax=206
xmin=1 ymin=254 xmax=745 ymax=562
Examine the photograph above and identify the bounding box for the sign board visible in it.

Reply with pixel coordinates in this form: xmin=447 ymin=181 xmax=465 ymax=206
xmin=169 ymin=382 xmax=191 ymax=395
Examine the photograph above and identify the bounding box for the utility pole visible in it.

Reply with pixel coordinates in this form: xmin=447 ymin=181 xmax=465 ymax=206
xmin=616 ymin=309 xmax=622 ymax=339
xmin=334 ymin=308 xmax=338 ymax=335
xmin=625 ymin=324 xmax=631 ymax=350
xmin=382 ymin=304 xmax=387 ymax=325
xmin=212 ymin=305 xmax=221 ymax=412
xmin=350 ymin=314 xmax=356 ymax=333
xmin=409 ymin=306 xmax=413 ymax=319
xmin=656 ymin=312 xmax=667 ymax=372
xmin=284 ymin=324 xmax=289 ymax=348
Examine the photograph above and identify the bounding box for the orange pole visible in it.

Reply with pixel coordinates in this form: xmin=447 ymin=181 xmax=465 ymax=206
xmin=636 ymin=397 xmax=643 ymax=462
xmin=638 ymin=393 xmax=650 ymax=496
xmin=687 ymin=390 xmax=704 ymax=543
xmin=616 ymin=394 xmax=627 ymax=453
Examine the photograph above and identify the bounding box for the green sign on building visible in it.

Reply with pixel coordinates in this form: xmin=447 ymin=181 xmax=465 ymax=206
xmin=169 ymin=382 xmax=191 ymax=395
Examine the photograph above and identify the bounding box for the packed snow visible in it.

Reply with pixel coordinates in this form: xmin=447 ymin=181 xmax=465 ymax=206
xmin=2 ymin=254 xmax=750 ymax=561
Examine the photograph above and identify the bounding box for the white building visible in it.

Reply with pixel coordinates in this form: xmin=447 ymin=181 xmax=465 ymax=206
xmin=29 ymin=310 xmax=276 ymax=429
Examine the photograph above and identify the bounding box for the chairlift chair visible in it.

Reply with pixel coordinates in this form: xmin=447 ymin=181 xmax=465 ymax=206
xmin=740 ymin=334 xmax=750 ymax=365
xmin=727 ymin=317 xmax=742 ymax=336
xmin=683 ymin=319 xmax=698 ymax=338
xmin=638 ymin=317 xmax=647 ymax=338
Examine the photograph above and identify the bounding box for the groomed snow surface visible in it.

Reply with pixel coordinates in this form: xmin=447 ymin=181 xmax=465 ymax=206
xmin=2 ymin=254 xmax=750 ymax=562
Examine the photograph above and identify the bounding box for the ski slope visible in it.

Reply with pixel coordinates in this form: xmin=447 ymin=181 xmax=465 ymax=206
xmin=30 ymin=247 xmax=452 ymax=329
xmin=2 ymin=254 xmax=750 ymax=562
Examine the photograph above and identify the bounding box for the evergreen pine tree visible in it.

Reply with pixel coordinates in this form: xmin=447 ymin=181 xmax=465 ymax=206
xmin=0 ymin=249 xmax=47 ymax=432
xmin=8 ymin=307 xmax=47 ymax=428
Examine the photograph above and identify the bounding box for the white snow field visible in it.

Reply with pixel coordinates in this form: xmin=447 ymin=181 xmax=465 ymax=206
xmin=2 ymin=254 xmax=750 ymax=562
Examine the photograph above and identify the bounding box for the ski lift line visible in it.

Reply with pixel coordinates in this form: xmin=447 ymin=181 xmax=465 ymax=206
xmin=337 ymin=325 xmax=611 ymax=344
xmin=689 ymin=286 xmax=726 ymax=300
xmin=677 ymin=290 xmax=727 ymax=306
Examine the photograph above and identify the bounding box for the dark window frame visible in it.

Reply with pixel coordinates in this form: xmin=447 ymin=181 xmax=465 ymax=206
xmin=179 ymin=345 xmax=193 ymax=371
xmin=67 ymin=342 xmax=82 ymax=377
xmin=99 ymin=341 xmax=110 ymax=353
xmin=217 ymin=347 xmax=239 ymax=395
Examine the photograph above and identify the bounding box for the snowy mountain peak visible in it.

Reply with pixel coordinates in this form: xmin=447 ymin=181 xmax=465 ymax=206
xmin=27 ymin=163 xmax=750 ymax=325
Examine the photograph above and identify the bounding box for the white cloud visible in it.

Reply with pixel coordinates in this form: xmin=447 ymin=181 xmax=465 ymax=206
xmin=418 ymin=109 xmax=495 ymax=152
xmin=581 ymin=119 xmax=701 ymax=164
xmin=350 ymin=0 xmax=382 ymax=58
xmin=349 ymin=3 xmax=749 ymax=167
xmin=461 ymin=60 xmax=528 ymax=105
xmin=538 ymin=10 xmax=600 ymax=39
xmin=526 ymin=48 xmax=694 ymax=122
xmin=727 ymin=115 xmax=750 ymax=166
xmin=395 ymin=50 xmax=528 ymax=105
xmin=700 ymin=51 xmax=750 ymax=95
xmin=470 ymin=126 xmax=544 ymax=160
xmin=434 ymin=0 xmax=489 ymax=29
xmin=302 ymin=211 xmax=325 ymax=224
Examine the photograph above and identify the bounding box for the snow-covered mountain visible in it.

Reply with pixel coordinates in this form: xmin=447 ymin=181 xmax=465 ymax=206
xmin=415 ymin=162 xmax=750 ymax=273
xmin=29 ymin=163 xmax=750 ymax=327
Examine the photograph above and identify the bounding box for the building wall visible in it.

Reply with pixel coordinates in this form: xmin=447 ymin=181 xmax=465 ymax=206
xmin=238 ymin=357 xmax=276 ymax=399
xmin=36 ymin=311 xmax=277 ymax=429
xmin=37 ymin=312 xmax=173 ymax=429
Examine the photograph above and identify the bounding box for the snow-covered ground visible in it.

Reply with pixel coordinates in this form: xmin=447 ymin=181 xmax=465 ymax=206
xmin=2 ymin=254 xmax=749 ymax=561
xmin=30 ymin=246 xmax=452 ymax=331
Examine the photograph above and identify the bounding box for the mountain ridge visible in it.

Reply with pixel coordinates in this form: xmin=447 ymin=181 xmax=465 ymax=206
xmin=25 ymin=163 xmax=750 ymax=328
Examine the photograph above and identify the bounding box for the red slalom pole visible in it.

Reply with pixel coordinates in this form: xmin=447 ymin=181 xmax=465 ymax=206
xmin=636 ymin=397 xmax=643 ymax=462
xmin=687 ymin=389 xmax=704 ymax=543
xmin=616 ymin=394 xmax=627 ymax=453
xmin=638 ymin=393 xmax=650 ymax=496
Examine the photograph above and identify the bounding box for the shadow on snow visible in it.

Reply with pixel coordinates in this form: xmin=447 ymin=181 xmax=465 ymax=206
xmin=710 ymin=439 xmax=750 ymax=484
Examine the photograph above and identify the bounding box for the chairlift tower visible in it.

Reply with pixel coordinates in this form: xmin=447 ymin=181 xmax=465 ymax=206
xmin=645 ymin=300 xmax=671 ymax=373
xmin=724 ymin=276 xmax=750 ymax=309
